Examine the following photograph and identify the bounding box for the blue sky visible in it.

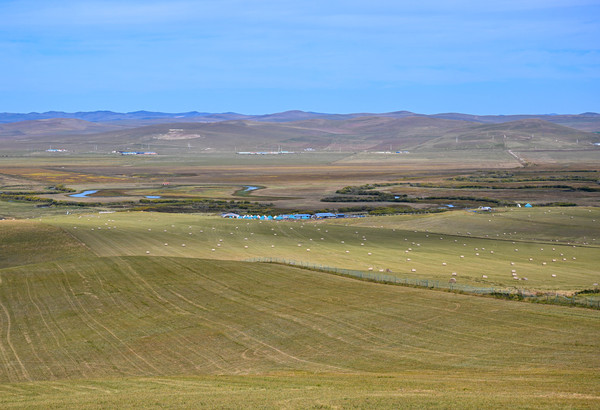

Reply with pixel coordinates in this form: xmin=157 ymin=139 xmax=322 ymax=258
xmin=0 ymin=0 xmax=598 ymax=114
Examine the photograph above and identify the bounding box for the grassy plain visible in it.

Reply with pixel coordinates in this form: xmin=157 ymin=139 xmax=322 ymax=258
xmin=44 ymin=210 xmax=600 ymax=292
xmin=2 ymin=151 xmax=598 ymax=214
xmin=1 ymin=146 xmax=599 ymax=407
xmin=0 ymin=220 xmax=598 ymax=407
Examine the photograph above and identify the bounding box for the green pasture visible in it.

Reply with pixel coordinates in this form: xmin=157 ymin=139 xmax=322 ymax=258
xmin=46 ymin=210 xmax=600 ymax=291
xmin=0 ymin=201 xmax=81 ymax=220
xmin=519 ymin=149 xmax=600 ymax=164
xmin=0 ymin=152 xmax=353 ymax=168
xmin=0 ymin=220 xmax=90 ymax=269
xmin=1 ymin=371 xmax=599 ymax=409
xmin=328 ymin=207 xmax=600 ymax=245
xmin=337 ymin=149 xmax=519 ymax=167
xmin=88 ymin=184 xmax=241 ymax=199
xmin=0 ymin=219 xmax=598 ymax=407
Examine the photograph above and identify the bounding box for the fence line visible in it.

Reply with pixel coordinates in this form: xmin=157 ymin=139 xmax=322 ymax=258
xmin=245 ymin=257 xmax=600 ymax=309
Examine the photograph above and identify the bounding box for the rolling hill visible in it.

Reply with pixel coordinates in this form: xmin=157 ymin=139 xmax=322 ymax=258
xmin=0 ymin=217 xmax=598 ymax=407
xmin=1 ymin=110 xmax=600 ymax=131
xmin=0 ymin=118 xmax=124 ymax=139
xmin=5 ymin=115 xmax=596 ymax=153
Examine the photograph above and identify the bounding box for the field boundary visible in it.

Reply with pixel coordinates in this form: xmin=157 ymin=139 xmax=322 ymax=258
xmin=245 ymin=257 xmax=600 ymax=309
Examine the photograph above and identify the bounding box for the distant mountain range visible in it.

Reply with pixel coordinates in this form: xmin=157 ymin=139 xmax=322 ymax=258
xmin=1 ymin=110 xmax=599 ymax=131
xmin=1 ymin=113 xmax=598 ymax=153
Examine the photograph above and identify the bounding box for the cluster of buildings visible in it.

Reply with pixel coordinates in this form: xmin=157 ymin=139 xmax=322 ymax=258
xmin=113 ymin=151 xmax=158 ymax=155
xmin=222 ymin=212 xmax=356 ymax=220
xmin=236 ymin=151 xmax=295 ymax=155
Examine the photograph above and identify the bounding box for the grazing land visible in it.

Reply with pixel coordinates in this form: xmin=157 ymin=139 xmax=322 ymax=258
xmin=44 ymin=211 xmax=600 ymax=292
xmin=0 ymin=112 xmax=599 ymax=407
xmin=0 ymin=220 xmax=599 ymax=408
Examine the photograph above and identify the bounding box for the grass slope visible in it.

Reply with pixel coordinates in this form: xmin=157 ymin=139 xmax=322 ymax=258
xmin=46 ymin=210 xmax=600 ymax=291
xmin=2 ymin=371 xmax=599 ymax=409
xmin=0 ymin=247 xmax=598 ymax=407
xmin=0 ymin=220 xmax=90 ymax=269
xmin=330 ymin=207 xmax=600 ymax=245
xmin=2 ymin=115 xmax=597 ymax=153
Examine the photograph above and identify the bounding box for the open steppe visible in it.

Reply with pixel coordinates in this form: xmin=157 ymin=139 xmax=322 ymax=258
xmin=0 ymin=217 xmax=599 ymax=408
xmin=0 ymin=112 xmax=599 ymax=407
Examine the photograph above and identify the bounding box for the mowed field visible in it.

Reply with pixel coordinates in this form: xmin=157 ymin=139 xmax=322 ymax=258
xmin=0 ymin=220 xmax=599 ymax=408
xmin=45 ymin=209 xmax=600 ymax=291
